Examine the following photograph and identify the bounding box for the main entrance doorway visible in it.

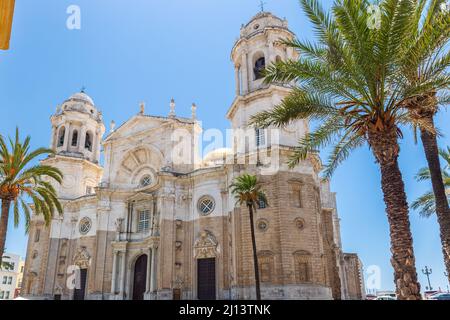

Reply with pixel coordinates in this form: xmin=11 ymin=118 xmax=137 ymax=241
xmin=132 ymin=255 xmax=147 ymax=300
xmin=197 ymin=258 xmax=216 ymax=300
xmin=73 ymin=269 xmax=87 ymax=300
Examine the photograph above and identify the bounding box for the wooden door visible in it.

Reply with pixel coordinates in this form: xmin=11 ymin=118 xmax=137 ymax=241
xmin=173 ymin=288 xmax=181 ymax=300
xmin=132 ymin=255 xmax=147 ymax=300
xmin=73 ymin=269 xmax=87 ymax=300
xmin=197 ymin=258 xmax=216 ymax=300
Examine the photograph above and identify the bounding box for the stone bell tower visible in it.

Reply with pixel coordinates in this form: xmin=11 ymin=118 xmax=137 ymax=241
xmin=45 ymin=91 xmax=105 ymax=199
xmin=227 ymin=12 xmax=308 ymax=152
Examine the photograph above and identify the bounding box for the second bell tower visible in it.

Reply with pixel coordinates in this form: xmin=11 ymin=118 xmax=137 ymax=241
xmin=227 ymin=12 xmax=307 ymax=151
xmin=45 ymin=91 xmax=105 ymax=199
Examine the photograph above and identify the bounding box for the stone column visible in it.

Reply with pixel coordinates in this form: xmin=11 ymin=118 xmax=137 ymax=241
xmin=119 ymin=251 xmax=126 ymax=297
xmin=234 ymin=66 xmax=240 ymax=96
xmin=247 ymin=51 xmax=253 ymax=90
xmin=111 ymin=251 xmax=118 ymax=294
xmin=80 ymin=127 xmax=87 ymax=155
xmin=62 ymin=122 xmax=71 ymax=151
xmin=93 ymin=129 xmax=101 ymax=163
xmin=241 ymin=53 xmax=249 ymax=95
xmin=145 ymin=248 xmax=152 ymax=293
xmin=50 ymin=125 xmax=57 ymax=150
xmin=150 ymin=246 xmax=158 ymax=293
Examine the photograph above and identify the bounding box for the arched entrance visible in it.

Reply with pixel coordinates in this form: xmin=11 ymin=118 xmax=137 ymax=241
xmin=194 ymin=231 xmax=218 ymax=300
xmin=132 ymin=254 xmax=147 ymax=300
xmin=72 ymin=246 xmax=90 ymax=300
xmin=73 ymin=269 xmax=88 ymax=300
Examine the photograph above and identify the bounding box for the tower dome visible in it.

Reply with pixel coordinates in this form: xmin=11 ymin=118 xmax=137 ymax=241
xmin=50 ymin=91 xmax=105 ymax=164
xmin=67 ymin=92 xmax=95 ymax=106
xmin=231 ymin=11 xmax=297 ymax=96
xmin=238 ymin=11 xmax=290 ymax=40
xmin=59 ymin=91 xmax=101 ymax=120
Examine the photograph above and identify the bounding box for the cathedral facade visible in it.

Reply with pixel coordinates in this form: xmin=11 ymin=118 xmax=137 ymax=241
xmin=22 ymin=12 xmax=364 ymax=300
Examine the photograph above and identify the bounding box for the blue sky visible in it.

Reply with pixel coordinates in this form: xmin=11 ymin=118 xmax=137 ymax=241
xmin=1 ymin=0 xmax=449 ymax=292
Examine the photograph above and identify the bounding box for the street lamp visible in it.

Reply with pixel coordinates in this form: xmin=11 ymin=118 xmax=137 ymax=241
xmin=422 ymin=266 xmax=433 ymax=291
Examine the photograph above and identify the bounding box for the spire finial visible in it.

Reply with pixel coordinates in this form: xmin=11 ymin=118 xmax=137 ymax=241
xmin=110 ymin=120 xmax=116 ymax=132
xmin=259 ymin=0 xmax=267 ymax=12
xmin=80 ymin=85 xmax=86 ymax=93
xmin=191 ymin=103 xmax=197 ymax=120
xmin=169 ymin=98 xmax=176 ymax=118
xmin=139 ymin=102 xmax=145 ymax=115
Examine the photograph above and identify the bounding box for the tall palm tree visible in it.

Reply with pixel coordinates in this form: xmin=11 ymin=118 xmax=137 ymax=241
xmin=0 ymin=128 xmax=63 ymax=259
xmin=230 ymin=174 xmax=268 ymax=300
xmin=396 ymin=0 xmax=450 ymax=281
xmin=412 ymin=147 xmax=450 ymax=216
xmin=251 ymin=0 xmax=425 ymax=299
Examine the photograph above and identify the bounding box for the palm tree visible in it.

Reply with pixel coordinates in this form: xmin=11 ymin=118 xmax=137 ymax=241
xmin=396 ymin=0 xmax=450 ymax=282
xmin=230 ymin=174 xmax=268 ymax=300
xmin=412 ymin=147 xmax=450 ymax=217
xmin=251 ymin=0 xmax=425 ymax=299
xmin=0 ymin=128 xmax=63 ymax=259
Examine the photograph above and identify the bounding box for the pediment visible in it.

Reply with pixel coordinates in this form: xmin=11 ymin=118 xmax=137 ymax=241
xmin=105 ymin=115 xmax=170 ymax=142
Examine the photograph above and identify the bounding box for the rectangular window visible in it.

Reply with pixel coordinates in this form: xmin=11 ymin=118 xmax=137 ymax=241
xmin=7 ymin=276 xmax=12 ymax=284
xmin=2 ymin=276 xmax=7 ymax=284
xmin=5 ymin=291 xmax=9 ymax=299
xmin=138 ymin=210 xmax=150 ymax=232
xmin=34 ymin=229 xmax=40 ymax=242
xmin=255 ymin=128 xmax=266 ymax=147
xmin=295 ymin=262 xmax=311 ymax=283
xmin=290 ymin=183 xmax=303 ymax=208
xmin=260 ymin=262 xmax=271 ymax=282
xmin=0 ymin=291 xmax=4 ymax=299
xmin=20 ymin=266 xmax=24 ymax=273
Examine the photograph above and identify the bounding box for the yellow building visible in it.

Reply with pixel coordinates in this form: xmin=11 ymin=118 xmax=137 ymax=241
xmin=16 ymin=260 xmax=25 ymax=297
xmin=0 ymin=0 xmax=15 ymax=50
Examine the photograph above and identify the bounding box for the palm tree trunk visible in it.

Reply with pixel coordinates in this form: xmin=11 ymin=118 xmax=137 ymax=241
xmin=0 ymin=199 xmax=11 ymax=259
xmin=379 ymin=159 xmax=421 ymax=299
xmin=420 ymin=115 xmax=450 ymax=283
xmin=369 ymin=129 xmax=421 ymax=300
xmin=248 ymin=204 xmax=261 ymax=300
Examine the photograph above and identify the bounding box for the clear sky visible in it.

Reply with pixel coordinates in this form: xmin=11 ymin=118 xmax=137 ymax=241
xmin=0 ymin=0 xmax=449 ymax=292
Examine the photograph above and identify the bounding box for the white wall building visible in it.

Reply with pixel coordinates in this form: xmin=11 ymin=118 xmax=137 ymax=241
xmin=0 ymin=253 xmax=23 ymax=300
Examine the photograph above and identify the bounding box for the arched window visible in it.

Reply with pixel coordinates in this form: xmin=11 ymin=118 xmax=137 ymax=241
xmin=275 ymin=55 xmax=282 ymax=63
xmin=57 ymin=127 xmax=65 ymax=147
xmin=71 ymin=130 xmax=78 ymax=147
xmin=254 ymin=56 xmax=266 ymax=80
xmin=85 ymin=132 xmax=92 ymax=151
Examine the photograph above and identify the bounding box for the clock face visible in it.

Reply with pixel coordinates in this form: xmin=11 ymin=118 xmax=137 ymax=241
xmin=63 ymin=175 xmax=76 ymax=189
